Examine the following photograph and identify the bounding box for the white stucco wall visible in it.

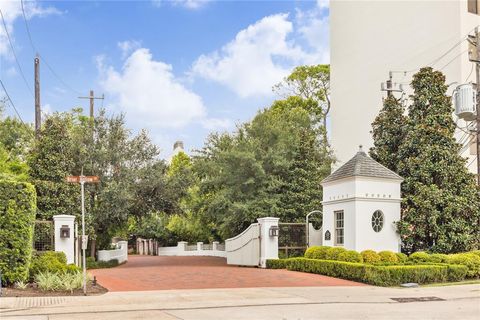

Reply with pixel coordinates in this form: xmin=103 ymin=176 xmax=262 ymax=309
xmin=330 ymin=0 xmax=479 ymax=173
xmin=53 ymin=215 xmax=75 ymax=264
xmin=322 ymin=176 xmax=402 ymax=252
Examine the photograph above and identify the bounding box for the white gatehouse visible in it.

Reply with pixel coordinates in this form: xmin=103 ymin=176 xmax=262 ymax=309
xmin=320 ymin=147 xmax=403 ymax=252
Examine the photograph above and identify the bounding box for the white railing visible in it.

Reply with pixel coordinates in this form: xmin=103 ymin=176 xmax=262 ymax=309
xmin=97 ymin=240 xmax=128 ymax=263
xmin=157 ymin=241 xmax=226 ymax=257
xmin=225 ymin=223 xmax=260 ymax=266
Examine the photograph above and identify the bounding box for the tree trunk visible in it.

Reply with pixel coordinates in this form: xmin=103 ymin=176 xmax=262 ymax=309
xmin=90 ymin=239 xmax=96 ymax=259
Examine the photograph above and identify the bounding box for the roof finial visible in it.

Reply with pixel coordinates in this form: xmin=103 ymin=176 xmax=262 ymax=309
xmin=359 ymin=145 xmax=363 ymax=152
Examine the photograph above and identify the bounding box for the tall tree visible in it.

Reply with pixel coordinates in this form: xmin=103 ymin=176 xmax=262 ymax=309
xmin=395 ymin=67 xmax=480 ymax=253
xmin=194 ymin=102 xmax=333 ymax=239
xmin=273 ymin=64 xmax=330 ymax=141
xmin=369 ymin=96 xmax=407 ymax=172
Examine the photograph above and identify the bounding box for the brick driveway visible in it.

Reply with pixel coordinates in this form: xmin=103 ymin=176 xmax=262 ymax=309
xmin=89 ymin=255 xmax=365 ymax=292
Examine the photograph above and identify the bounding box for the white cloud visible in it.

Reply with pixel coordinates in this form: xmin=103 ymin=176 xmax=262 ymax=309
xmin=0 ymin=1 xmax=61 ymax=58
xmin=98 ymin=48 xmax=206 ymax=129
xmin=192 ymin=14 xmax=307 ymax=98
xmin=152 ymin=0 xmax=209 ymax=10
xmin=117 ymin=40 xmax=142 ymax=59
xmin=191 ymin=2 xmax=329 ymax=98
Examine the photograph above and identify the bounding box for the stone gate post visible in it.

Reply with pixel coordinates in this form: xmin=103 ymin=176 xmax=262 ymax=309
xmin=257 ymin=217 xmax=279 ymax=268
xmin=53 ymin=215 xmax=75 ymax=264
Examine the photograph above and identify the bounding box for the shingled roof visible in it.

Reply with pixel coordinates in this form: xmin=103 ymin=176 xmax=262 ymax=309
xmin=322 ymin=147 xmax=403 ymax=184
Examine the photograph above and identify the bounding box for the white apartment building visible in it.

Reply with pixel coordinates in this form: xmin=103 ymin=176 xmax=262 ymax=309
xmin=330 ymin=0 xmax=480 ymax=174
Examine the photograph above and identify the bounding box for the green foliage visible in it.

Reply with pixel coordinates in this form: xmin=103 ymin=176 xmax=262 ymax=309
xmin=369 ymin=96 xmax=406 ymax=173
xmin=0 ymin=108 xmax=34 ymax=161
xmin=86 ymin=257 xmax=120 ymax=269
xmin=304 ymin=246 xmax=330 ymax=260
xmin=266 ymin=259 xmax=288 ymax=269
xmin=378 ymin=251 xmax=399 ymax=264
xmin=166 ymin=211 xmax=213 ymax=244
xmin=194 ymin=103 xmax=332 ymax=239
xmin=273 ymin=258 xmax=467 ymax=286
xmin=324 ymin=247 xmax=346 ymax=261
xmin=35 ymin=271 xmax=87 ymax=292
xmin=361 ymin=250 xmax=381 ymax=264
xmin=371 ymin=68 xmax=480 ymax=253
xmin=0 ymin=180 xmax=36 ymax=284
xmin=397 ymin=68 xmax=480 ymax=253
xmin=395 ymin=252 xmax=408 ymax=263
xmin=408 ymin=252 xmax=431 ymax=263
xmin=0 ymin=143 xmax=29 ymax=181
xmin=29 ymin=251 xmax=68 ymax=278
xmin=337 ymin=250 xmax=363 ymax=263
xmin=447 ymin=253 xmax=480 ymax=278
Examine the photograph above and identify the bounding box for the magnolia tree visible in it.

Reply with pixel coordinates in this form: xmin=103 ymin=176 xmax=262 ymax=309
xmin=370 ymin=67 xmax=480 ymax=253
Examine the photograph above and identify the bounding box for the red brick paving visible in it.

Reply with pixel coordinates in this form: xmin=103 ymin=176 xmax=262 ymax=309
xmin=89 ymin=255 xmax=365 ymax=292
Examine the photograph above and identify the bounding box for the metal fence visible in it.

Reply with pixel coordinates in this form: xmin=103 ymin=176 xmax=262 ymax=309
xmin=278 ymin=223 xmax=307 ymax=258
xmin=33 ymin=220 xmax=54 ymax=251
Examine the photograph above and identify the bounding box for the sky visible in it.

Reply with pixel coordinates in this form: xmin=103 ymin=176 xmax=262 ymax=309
xmin=0 ymin=0 xmax=329 ymax=158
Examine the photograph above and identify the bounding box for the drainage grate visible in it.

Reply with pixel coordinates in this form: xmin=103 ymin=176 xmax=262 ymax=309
xmin=391 ymin=296 xmax=445 ymax=303
xmin=14 ymin=296 xmax=67 ymax=308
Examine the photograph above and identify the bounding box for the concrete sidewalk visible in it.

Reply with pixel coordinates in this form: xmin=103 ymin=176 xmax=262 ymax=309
xmin=1 ymin=284 xmax=479 ymax=319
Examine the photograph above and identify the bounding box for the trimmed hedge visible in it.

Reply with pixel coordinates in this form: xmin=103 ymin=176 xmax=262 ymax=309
xmin=266 ymin=259 xmax=288 ymax=269
xmin=448 ymin=253 xmax=480 ymax=278
xmin=86 ymin=257 xmax=120 ymax=269
xmin=378 ymin=251 xmax=399 ymax=263
xmin=361 ymin=250 xmax=381 ymax=264
xmin=271 ymin=258 xmax=467 ymax=286
xmin=338 ymin=250 xmax=363 ymax=263
xmin=304 ymin=246 xmax=330 ymax=260
xmin=0 ymin=180 xmax=36 ymax=284
xmin=324 ymin=247 xmax=346 ymax=260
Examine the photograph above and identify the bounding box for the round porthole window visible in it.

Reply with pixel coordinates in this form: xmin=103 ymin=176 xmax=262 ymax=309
xmin=372 ymin=210 xmax=384 ymax=232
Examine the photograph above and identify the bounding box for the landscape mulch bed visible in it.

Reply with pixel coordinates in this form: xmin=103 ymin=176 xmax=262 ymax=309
xmin=0 ymin=281 xmax=108 ymax=297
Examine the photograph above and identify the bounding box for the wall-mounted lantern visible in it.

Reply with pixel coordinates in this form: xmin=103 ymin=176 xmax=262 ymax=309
xmin=269 ymin=225 xmax=279 ymax=237
xmin=325 ymin=230 xmax=331 ymax=241
xmin=60 ymin=225 xmax=70 ymax=238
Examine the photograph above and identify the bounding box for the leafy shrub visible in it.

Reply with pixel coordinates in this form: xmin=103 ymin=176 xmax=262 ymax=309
xmin=470 ymin=250 xmax=480 ymax=258
xmin=266 ymin=259 xmax=288 ymax=269
xmin=0 ymin=181 xmax=36 ymax=284
xmin=304 ymin=246 xmax=330 ymax=260
xmin=282 ymin=258 xmax=466 ymax=286
xmin=87 ymin=258 xmax=120 ymax=269
xmin=396 ymin=253 xmax=408 ymax=263
xmin=429 ymin=254 xmax=449 ymax=263
xmin=448 ymin=253 xmax=480 ymax=278
xmin=324 ymin=247 xmax=346 ymax=261
xmin=29 ymin=251 xmax=68 ymax=277
xmin=65 ymin=264 xmax=81 ymax=274
xmin=35 ymin=271 xmax=88 ymax=292
xmin=14 ymin=281 xmax=28 ymax=289
xmin=378 ymin=251 xmax=399 ymax=263
xmin=361 ymin=250 xmax=381 ymax=264
xmin=409 ymin=252 xmax=430 ymax=263
xmin=337 ymin=250 xmax=363 ymax=263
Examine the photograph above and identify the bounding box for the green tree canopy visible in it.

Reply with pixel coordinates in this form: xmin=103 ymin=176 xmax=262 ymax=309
xmin=371 ymin=67 xmax=480 ymax=253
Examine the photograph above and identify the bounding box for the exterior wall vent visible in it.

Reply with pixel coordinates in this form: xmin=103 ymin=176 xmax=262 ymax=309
xmin=454 ymin=83 xmax=477 ymax=121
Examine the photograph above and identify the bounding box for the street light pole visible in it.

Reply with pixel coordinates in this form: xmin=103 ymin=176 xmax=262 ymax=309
xmin=305 ymin=210 xmax=322 ymax=248
xmin=80 ymin=177 xmax=87 ymax=296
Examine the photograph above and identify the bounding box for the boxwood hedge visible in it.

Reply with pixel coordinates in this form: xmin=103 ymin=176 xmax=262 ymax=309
xmin=266 ymin=258 xmax=468 ymax=286
xmin=0 ymin=180 xmax=36 ymax=284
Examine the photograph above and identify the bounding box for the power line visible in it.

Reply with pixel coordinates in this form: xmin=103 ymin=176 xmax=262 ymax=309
xmin=391 ymin=25 xmax=480 ymax=76
xmin=0 ymin=8 xmax=34 ymax=97
xmin=19 ymin=0 xmax=82 ymax=96
xmin=0 ymin=79 xmax=26 ymax=125
xmin=439 ymin=48 xmax=469 ymax=71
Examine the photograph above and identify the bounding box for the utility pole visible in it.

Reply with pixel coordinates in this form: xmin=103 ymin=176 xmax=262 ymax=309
xmin=34 ymin=54 xmax=41 ymax=137
xmin=476 ymin=27 xmax=480 ymax=185
xmin=381 ymin=71 xmax=403 ymax=97
xmin=78 ymin=90 xmax=104 ymax=120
